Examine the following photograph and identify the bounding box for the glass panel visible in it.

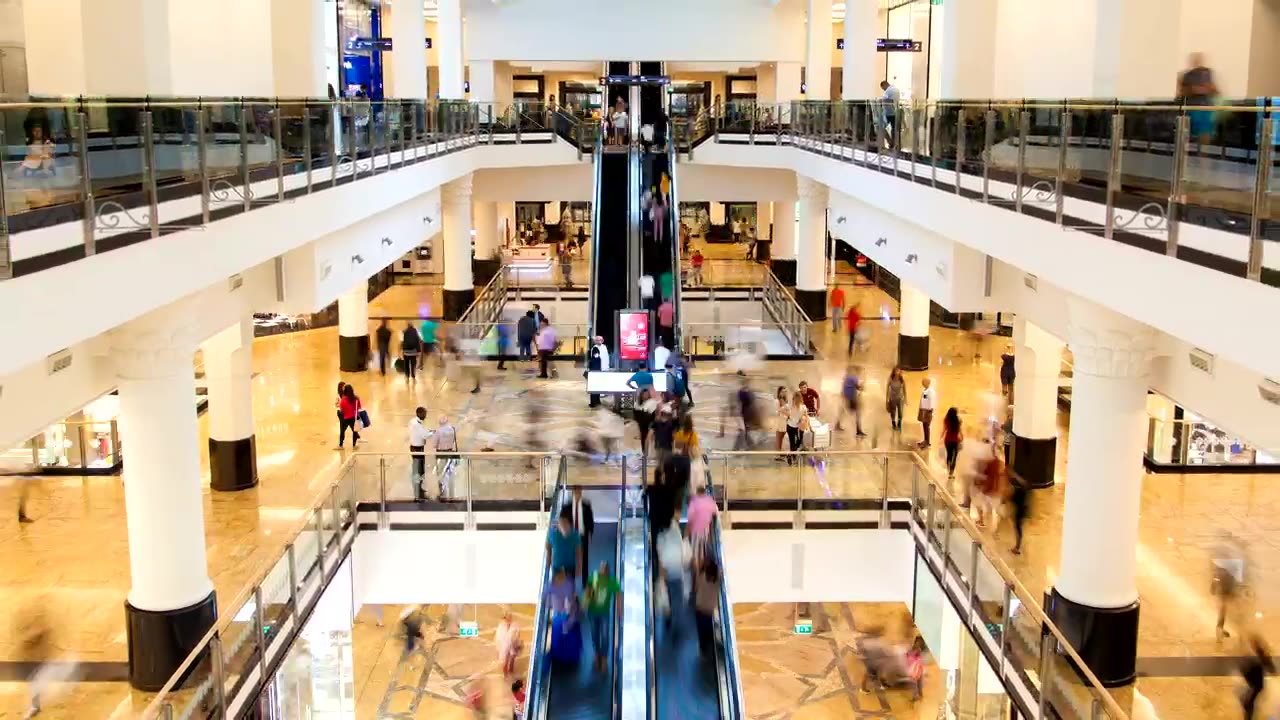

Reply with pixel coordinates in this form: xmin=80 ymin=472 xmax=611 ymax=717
xmin=2 ymin=103 xmax=83 ymax=225
xmin=973 ymin=550 xmax=1007 ymax=633
xmin=86 ymin=104 xmax=146 ymax=207
xmin=800 ymin=451 xmax=882 ymax=505
xmin=718 ymin=451 xmax=797 ymax=508
xmin=260 ymin=550 xmax=293 ymax=638
xmin=220 ymin=595 xmax=259 ymax=701
xmin=162 ymin=647 xmax=218 ymax=719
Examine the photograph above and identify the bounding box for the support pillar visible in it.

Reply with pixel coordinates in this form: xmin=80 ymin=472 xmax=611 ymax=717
xmin=473 ymin=200 xmax=501 ymax=287
xmin=338 ymin=281 xmax=370 ymax=372
xmin=841 ymin=0 xmax=879 ymax=99
xmin=388 ymin=0 xmax=428 ymax=98
xmin=794 ymin=176 xmax=829 ymax=320
xmin=897 ymin=283 xmax=930 ymax=371
xmin=271 ymin=0 xmax=327 ymax=97
xmin=1049 ymin=299 xmax=1155 ymax=687
xmin=939 ymin=0 xmax=999 ymax=98
xmin=774 ymin=62 xmax=803 ymax=105
xmin=1011 ymin=318 xmax=1064 ymax=489
xmin=443 ymin=174 xmax=476 ymax=320
xmin=769 ymin=200 xmax=797 ymax=283
xmin=112 ymin=320 xmax=216 ymax=691
xmin=202 ymin=317 xmax=258 ymax=492
xmin=805 ymin=0 xmax=833 ymax=100
xmin=496 ymin=201 xmax=516 ymax=248
xmin=437 ymin=0 xmax=466 ymax=99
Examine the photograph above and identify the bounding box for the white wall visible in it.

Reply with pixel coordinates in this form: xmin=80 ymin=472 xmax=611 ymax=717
xmin=690 ymin=142 xmax=1280 ymax=381
xmin=1180 ymin=0 xmax=1253 ymax=98
xmin=678 ymin=165 xmax=798 ymax=202
xmin=352 ymin=529 xmax=545 ymax=606
xmin=465 ymin=0 xmax=806 ymax=63
xmin=0 ymin=141 xmax=581 ymax=379
xmin=473 ymin=166 xmax=593 ymax=202
xmin=723 ymin=529 xmax=915 ymax=604
xmin=472 ymin=164 xmax=799 ymax=203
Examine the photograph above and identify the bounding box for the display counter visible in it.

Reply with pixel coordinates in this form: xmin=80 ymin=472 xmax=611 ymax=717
xmin=1146 ymin=394 xmax=1278 ymax=473
xmin=508 ymin=244 xmax=555 ymax=270
xmin=586 ymin=371 xmax=669 ymax=394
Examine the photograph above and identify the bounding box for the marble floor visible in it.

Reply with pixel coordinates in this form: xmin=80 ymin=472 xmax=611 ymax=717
xmin=0 ymin=271 xmax=1274 ymax=718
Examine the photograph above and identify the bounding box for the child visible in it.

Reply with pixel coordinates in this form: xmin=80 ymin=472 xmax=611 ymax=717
xmin=511 ymin=679 xmax=526 ymax=720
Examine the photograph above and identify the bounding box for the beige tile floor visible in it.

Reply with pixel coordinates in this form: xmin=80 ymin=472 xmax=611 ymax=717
xmin=0 ymin=272 xmax=1272 ymax=718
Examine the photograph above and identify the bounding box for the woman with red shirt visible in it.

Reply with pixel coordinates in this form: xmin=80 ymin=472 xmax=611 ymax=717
xmin=338 ymin=384 xmax=362 ymax=449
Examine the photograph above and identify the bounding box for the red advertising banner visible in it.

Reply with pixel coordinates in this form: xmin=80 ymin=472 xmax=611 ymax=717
xmin=618 ymin=311 xmax=650 ymax=362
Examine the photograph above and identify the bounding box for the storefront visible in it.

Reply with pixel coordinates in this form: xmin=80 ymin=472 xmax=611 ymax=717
xmin=834 ymin=0 xmax=944 ymax=100
xmin=1145 ymin=392 xmax=1279 ymax=473
xmin=0 ymin=394 xmax=122 ymax=476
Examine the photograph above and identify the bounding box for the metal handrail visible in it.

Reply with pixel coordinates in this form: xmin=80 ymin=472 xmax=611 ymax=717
xmin=523 ymin=482 xmax=566 ymax=720
xmin=586 ymin=135 xmax=606 ymax=340
xmin=666 ymin=141 xmax=683 ymax=351
xmin=609 ymin=478 xmax=626 ymax=720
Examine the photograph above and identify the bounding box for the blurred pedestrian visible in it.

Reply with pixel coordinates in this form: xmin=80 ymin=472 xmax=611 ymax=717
xmin=785 ymin=391 xmax=809 ymax=465
xmin=401 ymin=322 xmax=422 ymax=383
xmin=1238 ymin=634 xmax=1272 ymax=720
xmin=584 ymin=561 xmax=621 ymax=671
xmin=693 ymin=555 xmax=721 ymax=658
xmin=973 ymin=442 xmax=1005 ymax=529
xmin=916 ymin=378 xmax=936 ymax=448
xmin=536 ymin=320 xmax=558 ymax=379
xmin=547 ymin=505 xmax=583 ymax=581
xmin=1009 ymin=469 xmax=1030 ymax=555
xmin=1212 ymin=532 xmax=1247 ymax=641
xmin=565 ymin=487 xmax=594 ymax=580
xmin=495 ymin=321 xmax=512 ymax=371
xmin=433 ymin=415 xmax=459 ymax=500
xmin=517 ymin=310 xmax=537 ymax=362
xmin=587 ymin=335 xmax=610 ymax=408
xmin=408 ymin=406 xmax=431 ymax=501
xmin=376 ymin=319 xmax=392 ymax=375
xmin=400 ymin=605 xmax=426 ymax=655
xmin=338 ymin=384 xmax=362 ymax=449
xmin=999 ymin=343 xmax=1016 ymax=400
xmin=496 ymin=609 xmax=522 ymax=677
xmin=836 ymin=366 xmax=865 ymax=437
xmin=419 ymin=316 xmax=439 ymax=370
xmin=829 ymin=285 xmax=846 ymax=333
xmin=658 ymin=297 xmax=675 ymax=349
xmin=885 ymin=366 xmax=907 ymax=432
xmin=846 ymin=303 xmax=863 ymax=355
xmin=734 ymin=377 xmax=762 ymax=450
xmin=942 ymin=407 xmax=962 ymax=479
xmin=1176 ymin=52 xmax=1218 ymax=144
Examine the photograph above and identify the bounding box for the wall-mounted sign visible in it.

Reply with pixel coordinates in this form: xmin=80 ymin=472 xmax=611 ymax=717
xmin=599 ymin=75 xmax=671 ymax=87
xmin=794 ymin=620 xmax=813 ymax=635
xmin=836 ymin=38 xmax=844 ymax=50
xmin=345 ymin=37 xmax=434 ymax=51
xmin=617 ymin=310 xmax=651 ymax=362
xmin=877 ymin=38 xmax=923 ymax=52
xmin=459 ymin=621 xmax=479 ymax=637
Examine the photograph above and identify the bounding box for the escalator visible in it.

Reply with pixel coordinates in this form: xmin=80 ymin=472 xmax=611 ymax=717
xmin=526 ymin=485 xmax=627 ymax=720
xmin=645 ymin=466 xmax=745 ymax=719
xmin=589 ymin=145 xmax=634 ymax=350
xmin=636 ymin=62 xmax=681 ymax=351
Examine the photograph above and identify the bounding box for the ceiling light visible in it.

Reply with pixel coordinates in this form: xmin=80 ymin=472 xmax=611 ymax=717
xmin=833 ymin=2 xmax=846 ymax=8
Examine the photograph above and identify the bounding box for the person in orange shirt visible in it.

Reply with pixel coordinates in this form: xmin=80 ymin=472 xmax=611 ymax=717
xmin=829 ymin=286 xmax=846 ymax=332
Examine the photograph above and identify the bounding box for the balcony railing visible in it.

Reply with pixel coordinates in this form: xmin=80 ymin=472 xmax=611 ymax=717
xmin=0 ymin=98 xmax=591 ymax=281
xmin=684 ymin=98 xmax=1280 ymax=288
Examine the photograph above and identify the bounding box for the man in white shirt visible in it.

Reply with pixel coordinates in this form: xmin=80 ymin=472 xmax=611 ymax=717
xmin=638 ymin=275 xmax=655 ymax=309
xmin=652 ymin=341 xmax=671 ymax=376
xmin=880 ymin=81 xmax=901 ymax=148
xmin=587 ymin=336 xmax=610 ymax=408
xmin=917 ymin=378 xmax=936 ymax=448
xmin=408 ymin=406 xmax=432 ymax=500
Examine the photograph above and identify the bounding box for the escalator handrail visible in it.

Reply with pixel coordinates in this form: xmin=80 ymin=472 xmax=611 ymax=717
xmin=609 ymin=481 xmax=626 ymax=720
xmin=643 ymin=474 xmax=658 ymax=720
xmin=586 ymin=136 xmax=605 ymax=340
xmin=524 ymin=478 xmax=568 ymax=720
xmin=666 ymin=141 xmax=682 ymax=351
xmin=703 ymin=458 xmax=745 ymax=719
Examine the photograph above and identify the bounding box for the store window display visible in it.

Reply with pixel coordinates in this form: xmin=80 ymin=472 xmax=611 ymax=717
xmin=0 ymin=395 xmax=122 ymax=476
xmin=1145 ymin=393 xmax=1278 ymax=473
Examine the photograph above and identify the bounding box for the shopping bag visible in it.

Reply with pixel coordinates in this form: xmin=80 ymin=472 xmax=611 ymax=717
xmin=395 ymin=357 xmax=406 ymax=373
xmin=358 ymin=409 xmax=372 ymax=428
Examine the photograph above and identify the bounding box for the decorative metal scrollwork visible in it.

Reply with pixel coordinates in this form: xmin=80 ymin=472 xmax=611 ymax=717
xmin=1111 ymin=202 xmax=1168 ymax=233
xmin=1011 ymin=180 xmax=1057 ymax=204
xmin=94 ymin=200 xmax=152 ymax=232
xmin=210 ymin=179 xmax=254 ymax=205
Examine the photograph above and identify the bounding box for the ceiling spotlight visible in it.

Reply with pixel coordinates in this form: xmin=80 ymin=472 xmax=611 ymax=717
xmin=905 ymin=253 xmax=918 ymax=264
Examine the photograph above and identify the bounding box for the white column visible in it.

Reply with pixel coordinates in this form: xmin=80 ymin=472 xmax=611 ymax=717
xmin=271 ymin=0 xmax=327 ymax=97
xmin=774 ymin=62 xmax=804 ymax=104
xmin=201 ymin=317 xmax=258 ymax=491
xmin=841 ymin=0 xmax=880 ymax=99
xmin=473 ymin=200 xmax=499 ymax=261
xmin=496 ymin=201 xmax=516 ymax=247
xmin=389 ymin=0 xmax=428 ymax=99
xmin=1057 ymin=300 xmax=1155 ymax=610
xmin=940 ymin=0 xmax=998 ymax=98
xmin=771 ymin=201 xmax=797 ymax=260
xmin=113 ymin=324 xmax=211 ymax=613
xmin=710 ymin=202 xmax=727 ymax=227
xmin=1010 ymin=318 xmax=1065 ymax=488
xmin=337 ymin=281 xmax=370 ymax=373
xmin=443 ymin=174 xmax=475 ymax=319
xmin=758 ymin=201 xmax=774 ymax=240
xmin=469 ymin=59 xmax=497 ymax=103
xmin=437 ymin=0 xmax=466 ymax=99
xmin=897 ymin=282 xmax=931 ymax=371
xmin=796 ymin=176 xmax=828 ymax=293
xmin=805 ymin=0 xmax=833 ymax=100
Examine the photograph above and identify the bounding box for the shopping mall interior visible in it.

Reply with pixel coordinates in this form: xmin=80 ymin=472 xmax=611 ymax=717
xmin=0 ymin=0 xmax=1279 ymax=718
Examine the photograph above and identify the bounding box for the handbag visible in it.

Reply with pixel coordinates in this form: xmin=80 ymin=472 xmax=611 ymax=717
xmin=358 ymin=409 xmax=372 ymax=428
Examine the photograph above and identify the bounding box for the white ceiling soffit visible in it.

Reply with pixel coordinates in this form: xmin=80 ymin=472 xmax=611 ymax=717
xmin=668 ymin=62 xmax=762 ymax=74
xmin=518 ymin=61 xmax=601 ymax=73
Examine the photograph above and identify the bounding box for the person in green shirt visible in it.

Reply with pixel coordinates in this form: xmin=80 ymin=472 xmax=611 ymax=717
xmin=658 ymin=271 xmax=673 ymax=301
xmin=583 ymin=561 xmax=621 ymax=670
xmin=419 ymin=318 xmax=438 ymax=370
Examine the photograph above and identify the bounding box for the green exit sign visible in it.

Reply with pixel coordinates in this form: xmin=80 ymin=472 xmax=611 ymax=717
xmin=459 ymin=621 xmax=479 ymax=638
xmin=930 ymin=0 xmax=943 ymax=5
xmin=793 ymin=621 xmax=813 ymax=635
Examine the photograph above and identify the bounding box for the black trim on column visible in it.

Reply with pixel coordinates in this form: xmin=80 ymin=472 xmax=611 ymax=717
xmin=1046 ymin=587 xmax=1139 ymax=687
xmin=769 ymin=258 xmax=796 ymax=285
xmin=897 ymin=333 xmax=929 ymax=371
xmin=208 ymin=435 xmax=259 ymax=492
xmin=794 ymin=288 xmax=827 ymax=320
xmin=443 ymin=288 xmax=476 ymax=321
xmin=1012 ymin=434 xmax=1056 ymax=489
xmin=338 ymin=334 xmax=369 ymax=372
xmin=126 ymin=590 xmax=218 ymax=691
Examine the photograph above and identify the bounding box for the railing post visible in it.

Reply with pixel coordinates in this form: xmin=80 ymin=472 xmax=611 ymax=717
xmin=1166 ymin=114 xmax=1189 ymax=257
xmin=793 ymin=453 xmax=804 ymax=529
xmin=1038 ymin=631 xmax=1054 ymax=718
xmin=1056 ymin=110 xmax=1071 ymax=226
xmin=287 ymin=544 xmax=298 ymax=614
xmin=879 ymin=456 xmax=890 ymax=529
xmin=1015 ymin=110 xmax=1029 ymax=213
xmin=347 ymin=103 xmax=358 ymax=182
xmin=110 ymin=420 xmax=121 ymax=463
xmin=209 ymin=633 xmax=228 ymax=718
xmin=253 ymin=586 xmax=268 ymax=681
xmin=464 ymin=459 xmax=475 ymax=530
xmin=238 ymin=103 xmax=251 ymax=212
xmin=749 ymin=106 xmax=756 ymax=145
xmin=577 ymin=124 xmax=584 ymax=162
xmin=982 ymin=109 xmax=995 ymax=203
xmin=329 ymin=104 xmax=340 ymax=189
xmin=273 ymin=104 xmax=285 ymax=201
xmin=954 ymin=109 xmax=967 ymax=195
xmin=0 ymin=125 xmax=9 ymax=278
xmin=910 ymin=463 xmax=920 ymax=524
xmin=1248 ymin=116 xmax=1273 ymax=282
xmin=315 ymin=511 xmax=326 ymax=576
xmin=330 ymin=487 xmax=342 ymax=541
xmin=400 ymin=103 xmax=409 ymax=166
xmin=515 ymin=107 xmax=522 ymax=145
xmin=378 ymin=455 xmax=388 ymax=529
xmin=999 ymin=583 xmax=1013 ymax=678
xmin=1104 ymin=112 xmax=1123 ymax=240
xmin=141 ymin=111 xmax=160 ymax=238
xmin=76 ymin=111 xmax=95 ymax=257
xmin=910 ymin=102 xmax=922 ymax=178
xmin=968 ymin=540 xmax=980 ymax=610
xmin=929 ymin=108 xmax=940 ymax=188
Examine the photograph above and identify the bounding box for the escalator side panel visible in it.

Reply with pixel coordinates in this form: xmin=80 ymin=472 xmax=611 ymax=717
xmin=592 ymin=152 xmax=631 ymax=350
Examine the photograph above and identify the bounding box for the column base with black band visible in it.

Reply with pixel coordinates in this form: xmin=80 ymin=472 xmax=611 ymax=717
xmin=125 ymin=591 xmax=218 ymax=691
xmin=897 ymin=334 xmax=929 ymax=371
xmin=1012 ymin=434 xmax=1057 ymax=489
xmin=1046 ymin=587 xmax=1139 ymax=687
xmin=443 ymin=288 xmax=475 ymax=321
xmin=208 ymin=436 xmax=258 ymax=491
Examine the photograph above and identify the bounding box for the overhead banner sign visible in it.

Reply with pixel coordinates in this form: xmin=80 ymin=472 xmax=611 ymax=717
xmin=599 ymin=75 xmax=671 ymax=87
xmin=617 ymin=310 xmax=651 ymax=362
xmin=346 ymin=37 xmax=434 ymax=51
xmin=876 ymin=38 xmax=922 ymax=52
